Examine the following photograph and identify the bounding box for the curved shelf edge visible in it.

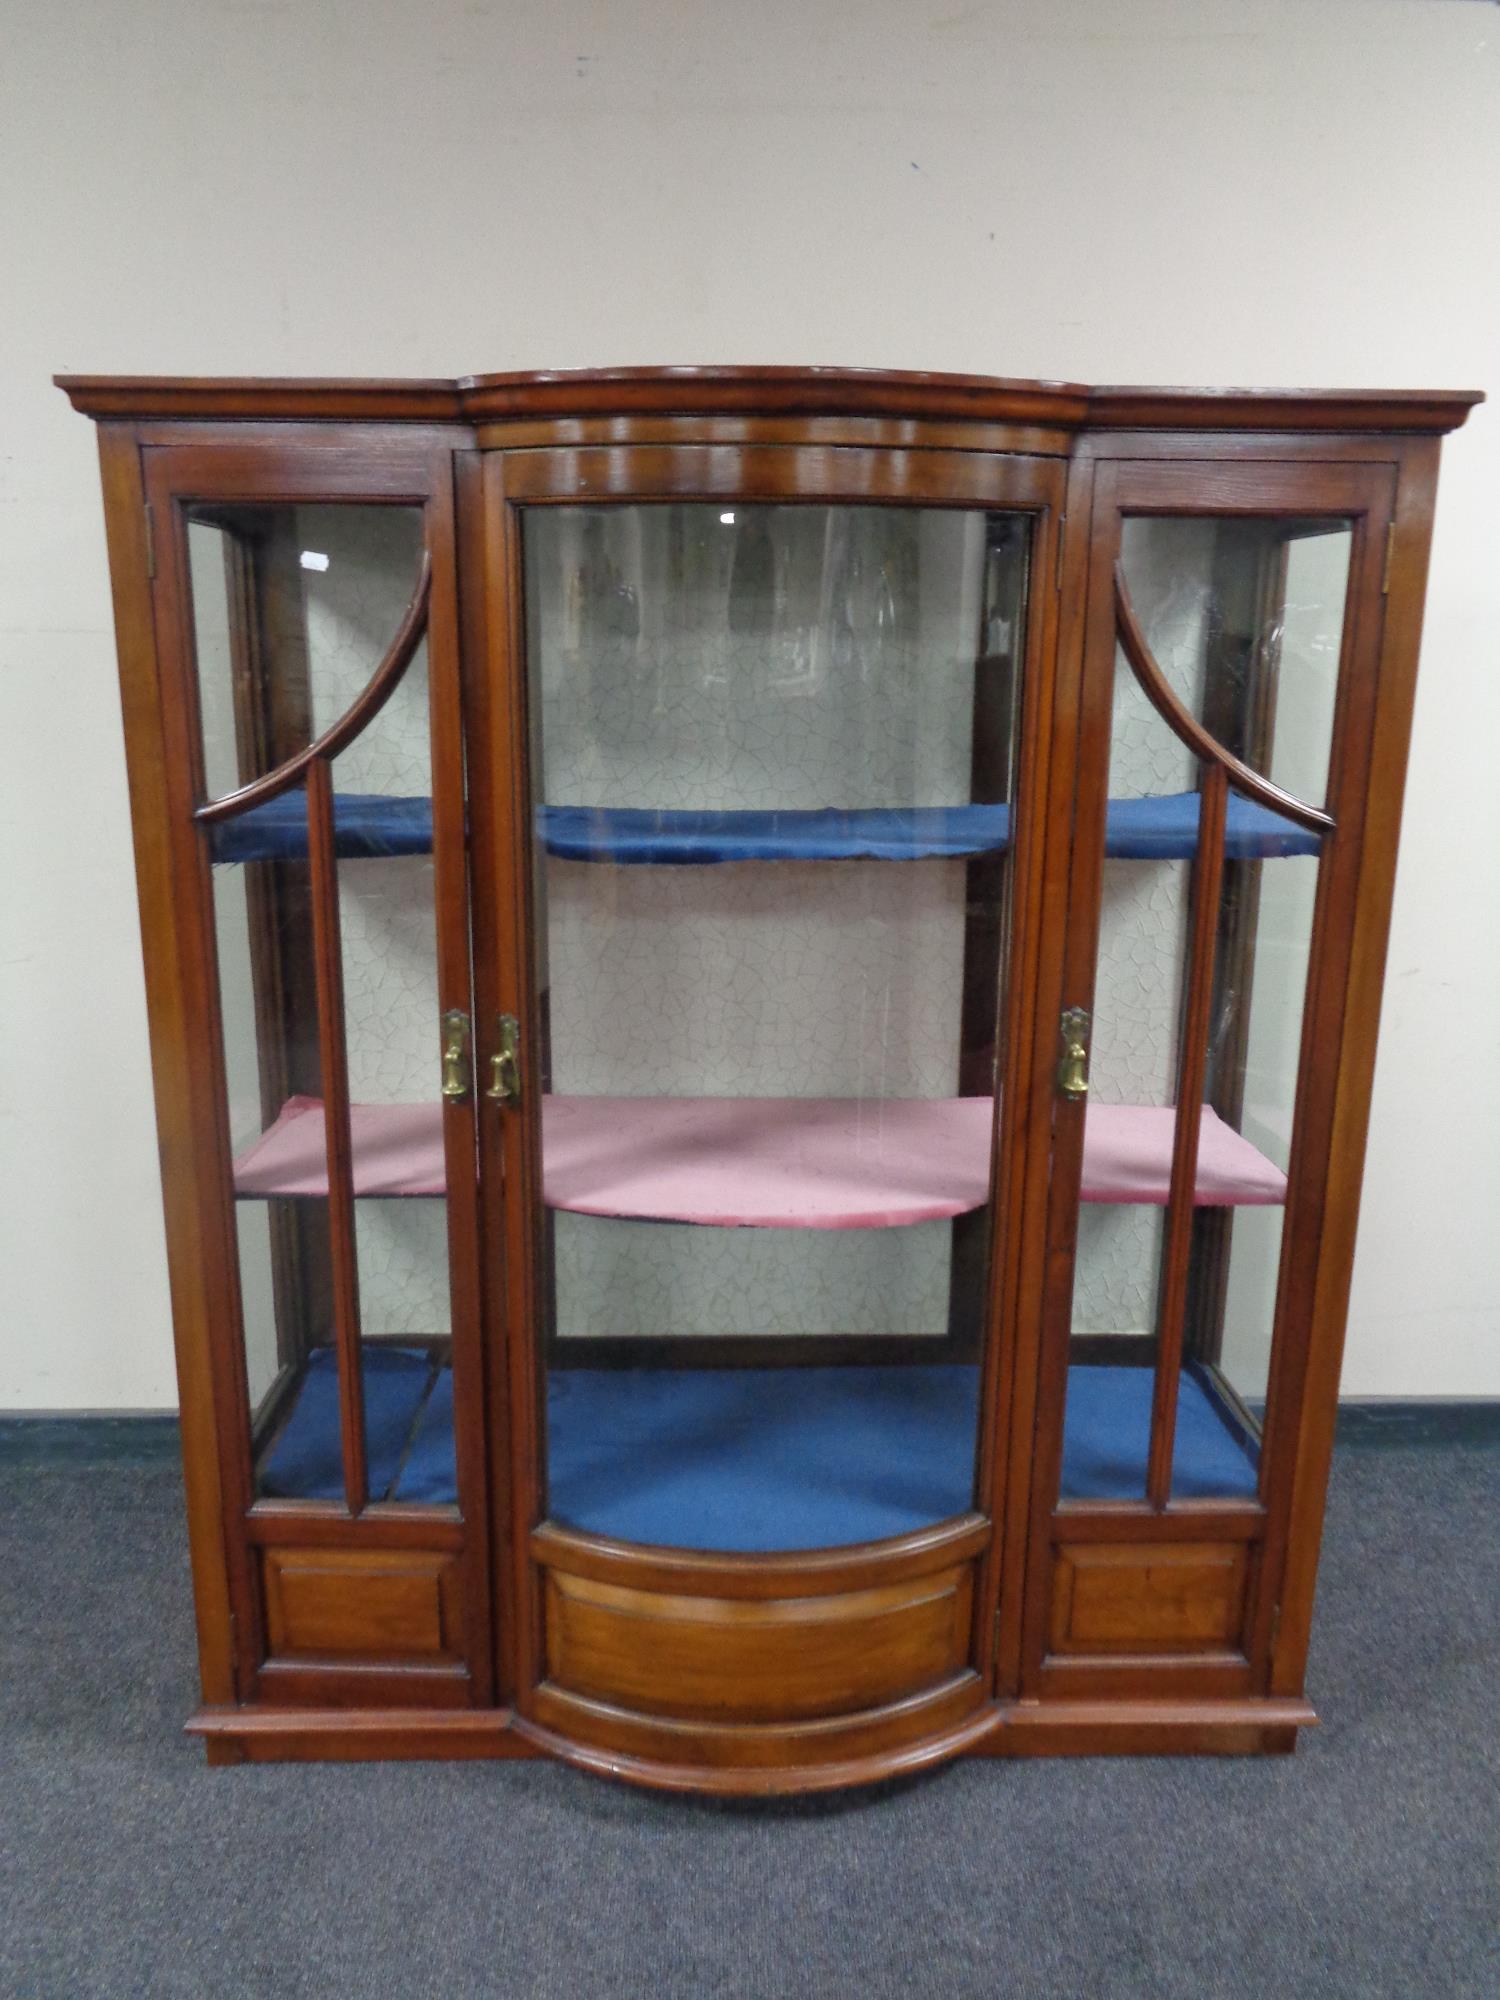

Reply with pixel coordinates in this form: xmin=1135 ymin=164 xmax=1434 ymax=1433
xmin=529 ymin=1511 xmax=992 ymax=1596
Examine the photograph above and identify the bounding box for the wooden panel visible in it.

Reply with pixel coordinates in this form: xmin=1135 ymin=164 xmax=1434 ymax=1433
xmin=985 ymin=1695 xmax=1313 ymax=1759
xmin=1261 ymin=440 xmax=1445 ymax=1697
xmin=526 ymin=1677 xmax=995 ymax=1794
xmin=262 ymin=1547 xmax=463 ymax=1663
xmin=245 ymin=1504 xmax=463 ymax=1550
xmin=530 ymin=1674 xmax=984 ymax=1777
xmin=189 ymin=1706 xmax=534 ymax=1762
xmin=531 ymin=1513 xmax=988 ymax=1600
xmin=96 ymin=426 xmax=249 ymax=1705
xmin=476 ymin=416 xmax=1076 ymax=457
xmin=544 ymin=1565 xmax=974 ymax=1723
xmin=1049 ymin=1542 xmax=1247 ymax=1655
xmin=254 ymin=1660 xmax=470 ymax=1709
xmin=56 ymin=370 xmax=1482 ymax=434
xmin=1036 ymin=1652 xmax=1254 ymax=1703
xmin=1048 ymin=1502 xmax=1262 ymax=1543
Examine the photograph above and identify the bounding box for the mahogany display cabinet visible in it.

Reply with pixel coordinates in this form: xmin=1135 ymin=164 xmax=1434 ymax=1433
xmin=60 ymin=366 xmax=1479 ymax=1792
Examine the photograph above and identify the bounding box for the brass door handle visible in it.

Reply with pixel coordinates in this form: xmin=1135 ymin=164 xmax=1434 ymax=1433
xmin=486 ymin=1014 xmax=521 ymax=1108
xmin=1057 ymin=1006 xmax=1091 ymax=1101
xmin=439 ymin=1009 xmax=470 ymax=1102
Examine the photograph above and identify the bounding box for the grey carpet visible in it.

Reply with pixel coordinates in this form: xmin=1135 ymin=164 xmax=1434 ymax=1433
xmin=1 ymin=1438 xmax=1495 ymax=1999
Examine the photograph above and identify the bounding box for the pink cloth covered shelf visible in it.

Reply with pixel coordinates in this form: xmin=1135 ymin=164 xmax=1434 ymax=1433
xmin=233 ymin=1094 xmax=1287 ymax=1224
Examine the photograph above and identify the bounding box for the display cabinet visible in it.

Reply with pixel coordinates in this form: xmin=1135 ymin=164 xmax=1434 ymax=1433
xmin=60 ymin=367 xmax=1478 ymax=1791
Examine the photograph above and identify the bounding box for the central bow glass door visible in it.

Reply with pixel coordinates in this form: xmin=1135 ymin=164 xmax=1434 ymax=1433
xmin=489 ymin=451 xmax=1060 ymax=1556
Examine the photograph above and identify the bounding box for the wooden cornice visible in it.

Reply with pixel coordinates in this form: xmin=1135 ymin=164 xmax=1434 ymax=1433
xmin=54 ymin=366 xmax=1483 ymax=434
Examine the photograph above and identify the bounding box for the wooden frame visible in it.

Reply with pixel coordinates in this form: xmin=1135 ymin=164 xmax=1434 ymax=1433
xmin=60 ymin=368 xmax=1477 ymax=1790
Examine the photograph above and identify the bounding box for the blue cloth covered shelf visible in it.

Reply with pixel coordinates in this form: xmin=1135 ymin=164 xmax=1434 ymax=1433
xmin=210 ymin=791 xmax=1320 ymax=865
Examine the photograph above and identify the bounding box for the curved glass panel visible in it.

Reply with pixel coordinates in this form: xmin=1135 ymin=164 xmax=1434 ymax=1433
xmin=1117 ymin=514 xmax=1352 ymax=810
xmin=525 ymin=503 xmax=1032 ymax=1552
xmin=187 ymin=503 xmax=426 ymax=802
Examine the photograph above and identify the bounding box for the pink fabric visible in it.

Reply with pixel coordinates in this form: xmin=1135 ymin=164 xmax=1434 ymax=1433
xmin=1079 ymin=1103 xmax=1286 ymax=1206
xmin=233 ymin=1094 xmax=1286 ymax=1221
xmin=543 ymin=1095 xmax=996 ymax=1230
xmin=232 ymin=1095 xmax=449 ymax=1198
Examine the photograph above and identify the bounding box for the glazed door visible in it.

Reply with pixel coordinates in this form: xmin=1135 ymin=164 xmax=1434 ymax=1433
xmin=142 ymin=438 xmax=494 ymax=1703
xmin=472 ymin=445 xmax=1065 ymax=1708
xmin=1021 ymin=455 xmax=1396 ymax=1694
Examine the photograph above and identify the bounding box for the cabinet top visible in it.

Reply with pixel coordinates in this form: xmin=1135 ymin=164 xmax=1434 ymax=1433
xmin=54 ymin=364 xmax=1482 ymax=433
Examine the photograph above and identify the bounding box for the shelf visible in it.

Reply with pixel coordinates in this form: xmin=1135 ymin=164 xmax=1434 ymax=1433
xmin=1104 ymin=792 xmax=1319 ymax=860
xmin=540 ymin=802 xmax=1014 ymax=864
xmin=209 ymin=793 xmax=435 ymax=863
xmin=259 ymin=1353 xmax=1259 ymax=1532
xmin=233 ymin=1093 xmax=1288 ymax=1219
xmin=209 ymin=791 xmax=1321 ymax=865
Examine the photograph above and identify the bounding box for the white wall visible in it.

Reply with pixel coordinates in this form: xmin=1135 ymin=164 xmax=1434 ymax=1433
xmin=2 ymin=0 xmax=1495 ymax=1407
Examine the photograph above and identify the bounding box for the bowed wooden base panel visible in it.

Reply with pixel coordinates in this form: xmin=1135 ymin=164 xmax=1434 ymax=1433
xmin=185 ymin=1510 xmax=1310 ymax=1794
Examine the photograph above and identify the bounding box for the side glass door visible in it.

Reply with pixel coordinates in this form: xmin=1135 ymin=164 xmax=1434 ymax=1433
xmin=145 ymin=445 xmax=485 ymax=1546
xmin=481 ymin=450 xmax=1062 ymax=1563
xmin=1038 ymin=459 xmax=1395 ymax=1533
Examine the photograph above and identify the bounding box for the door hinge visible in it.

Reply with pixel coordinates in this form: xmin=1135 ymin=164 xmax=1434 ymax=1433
xmin=1382 ymin=521 xmax=1395 ymax=595
xmin=1057 ymin=1006 xmax=1091 ymax=1101
xmin=143 ymin=501 xmax=156 ymax=581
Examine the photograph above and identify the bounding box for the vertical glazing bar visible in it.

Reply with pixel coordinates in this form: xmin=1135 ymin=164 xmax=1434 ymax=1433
xmin=305 ymin=755 xmax=368 ymax=1514
xmin=1146 ymin=762 xmax=1229 ymax=1508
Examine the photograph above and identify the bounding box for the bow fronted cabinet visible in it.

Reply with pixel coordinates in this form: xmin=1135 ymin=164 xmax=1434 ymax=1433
xmin=60 ymin=368 xmax=1479 ymax=1791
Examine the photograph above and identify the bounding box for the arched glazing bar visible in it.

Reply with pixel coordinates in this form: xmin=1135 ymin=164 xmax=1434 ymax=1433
xmin=193 ymin=549 xmax=433 ymax=825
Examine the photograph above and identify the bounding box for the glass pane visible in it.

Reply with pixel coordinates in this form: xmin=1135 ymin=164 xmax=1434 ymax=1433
xmin=525 ymin=503 xmax=1031 ymax=1552
xmin=187 ymin=504 xmax=426 ymax=801
xmin=192 ymin=503 xmax=456 ymax=1506
xmin=212 ymin=822 xmax=328 ymax=1498
xmin=1061 ymin=513 xmax=1346 ymax=1503
xmin=334 ymin=680 xmax=456 ymax=1507
xmin=1202 ymin=813 xmax=1319 ymax=1429
xmin=1117 ymin=515 xmax=1352 ymax=808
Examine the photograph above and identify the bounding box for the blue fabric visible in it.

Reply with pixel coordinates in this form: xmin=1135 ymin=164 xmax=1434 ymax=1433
xmin=542 ymin=796 xmax=1317 ymax=864
xmin=1109 ymin=792 xmax=1320 ymax=860
xmin=258 ymin=1346 xmax=435 ymax=1502
xmin=373 ymin=1360 xmax=1259 ymax=1539
xmin=1061 ymin=1363 xmax=1259 ymax=1501
xmin=395 ymin=1368 xmax=458 ymax=1504
xmin=210 ymin=791 xmax=1319 ymax=866
xmin=264 ymin=1355 xmax=1260 ymax=1528
xmin=539 ymin=803 xmax=1013 ymax=864
xmin=543 ymin=1365 xmax=980 ymax=1550
xmin=209 ymin=793 xmax=434 ymax=863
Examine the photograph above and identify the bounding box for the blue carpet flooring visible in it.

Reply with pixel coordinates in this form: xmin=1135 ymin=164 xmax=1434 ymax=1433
xmin=3 ymin=1425 xmax=1494 ymax=1998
